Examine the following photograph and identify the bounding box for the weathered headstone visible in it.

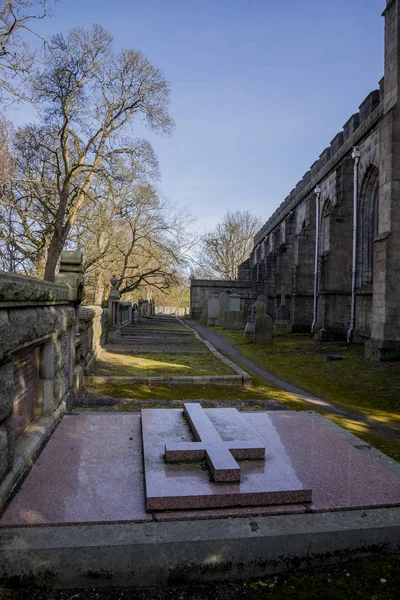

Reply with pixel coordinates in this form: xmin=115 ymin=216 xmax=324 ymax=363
xmin=207 ymin=297 xmax=219 ymax=326
xmin=254 ymin=299 xmax=267 ymax=316
xmin=228 ymin=292 xmax=241 ymax=312
xmin=224 ymin=310 xmax=245 ymax=330
xmin=223 ymin=292 xmax=243 ymax=329
xmin=257 ymin=294 xmax=268 ymax=306
xmin=254 ymin=314 xmax=273 ymax=345
xmin=243 ymin=303 xmax=256 ymax=338
xmin=275 ymin=287 xmax=291 ymax=329
xmin=216 ymin=292 xmax=230 ymax=327
xmin=200 ymin=298 xmax=208 ymax=324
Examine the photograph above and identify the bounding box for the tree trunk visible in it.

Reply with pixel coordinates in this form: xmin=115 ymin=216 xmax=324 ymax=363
xmin=94 ymin=277 xmax=105 ymax=306
xmin=43 ymin=232 xmax=65 ymax=281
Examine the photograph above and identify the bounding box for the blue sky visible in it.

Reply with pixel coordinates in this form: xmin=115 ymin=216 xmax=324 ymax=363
xmin=10 ymin=0 xmax=385 ymax=232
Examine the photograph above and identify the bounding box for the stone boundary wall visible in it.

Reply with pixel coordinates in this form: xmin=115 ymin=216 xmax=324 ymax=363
xmin=0 ymin=271 xmax=76 ymax=494
xmin=190 ymin=279 xmax=253 ymax=320
xmin=254 ymin=88 xmax=383 ymax=246
xmin=156 ymin=306 xmax=189 ymax=316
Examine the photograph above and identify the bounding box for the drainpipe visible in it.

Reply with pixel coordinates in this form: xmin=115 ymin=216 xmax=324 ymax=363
xmin=311 ymin=185 xmax=321 ymax=333
xmin=347 ymin=146 xmax=361 ymax=343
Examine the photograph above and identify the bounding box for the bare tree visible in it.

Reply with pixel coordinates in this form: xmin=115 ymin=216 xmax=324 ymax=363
xmin=0 ymin=1 xmax=54 ymax=100
xmin=197 ymin=210 xmax=262 ymax=280
xmin=5 ymin=24 xmax=174 ymax=281
xmin=73 ymin=176 xmax=195 ymax=304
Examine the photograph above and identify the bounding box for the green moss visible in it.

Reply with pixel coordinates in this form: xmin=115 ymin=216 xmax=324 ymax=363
xmin=83 ymin=380 xmax=281 ymax=402
xmin=210 ymin=327 xmax=400 ymax=430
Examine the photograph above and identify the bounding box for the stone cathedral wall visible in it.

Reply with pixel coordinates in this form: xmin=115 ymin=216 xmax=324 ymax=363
xmin=240 ymin=0 xmax=400 ymax=360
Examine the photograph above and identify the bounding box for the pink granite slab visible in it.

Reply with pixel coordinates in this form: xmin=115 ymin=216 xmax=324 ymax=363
xmin=0 ymin=414 xmax=151 ymax=527
xmin=245 ymin=412 xmax=400 ymax=512
xmin=141 ymin=408 xmax=312 ymax=511
xmin=165 ymin=404 xmax=265 ymax=482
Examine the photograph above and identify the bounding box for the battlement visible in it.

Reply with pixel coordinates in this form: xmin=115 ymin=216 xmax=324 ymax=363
xmin=253 ymin=84 xmax=383 ymax=247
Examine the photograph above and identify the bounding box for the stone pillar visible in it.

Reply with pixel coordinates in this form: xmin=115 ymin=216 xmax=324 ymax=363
xmin=127 ymin=302 xmax=133 ymax=324
xmin=107 ymin=275 xmax=121 ymax=342
xmin=291 ymin=198 xmax=315 ymax=332
xmin=138 ymin=299 xmax=144 ymax=319
xmin=366 ymin=0 xmax=400 ymax=359
xmin=55 ymin=251 xmax=84 ymax=336
xmin=55 ymin=251 xmax=84 ymax=403
xmin=133 ymin=303 xmax=138 ymax=323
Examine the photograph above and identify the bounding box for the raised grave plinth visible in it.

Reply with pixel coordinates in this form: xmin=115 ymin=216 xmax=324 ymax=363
xmin=3 ymin=408 xmax=400 ymax=528
xmin=142 ymin=403 xmax=313 ymax=511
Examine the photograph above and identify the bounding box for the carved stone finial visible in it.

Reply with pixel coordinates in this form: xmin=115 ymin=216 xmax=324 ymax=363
xmin=108 ymin=275 xmax=120 ymax=301
xmin=55 ymin=250 xmax=84 ymax=302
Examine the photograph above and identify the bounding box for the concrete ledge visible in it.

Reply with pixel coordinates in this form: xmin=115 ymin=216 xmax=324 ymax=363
xmin=1 ymin=507 xmax=400 ymax=588
xmin=85 ymin=375 xmax=246 ymax=387
xmin=0 ymin=403 xmax=66 ymax=511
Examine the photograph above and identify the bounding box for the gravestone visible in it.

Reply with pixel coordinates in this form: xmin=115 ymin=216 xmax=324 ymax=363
xmin=257 ymin=295 xmax=268 ymax=306
xmin=254 ymin=314 xmax=273 ymax=345
xmin=224 ymin=310 xmax=245 ymax=330
xmin=228 ymin=292 xmax=241 ymax=312
xmin=223 ymin=292 xmax=243 ymax=329
xmin=200 ymin=299 xmax=208 ymax=324
xmin=207 ymin=297 xmax=219 ymax=326
xmin=275 ymin=287 xmax=291 ymax=328
xmin=216 ymin=292 xmax=230 ymax=327
xmin=254 ymin=299 xmax=267 ymax=316
xmin=243 ymin=303 xmax=256 ymax=338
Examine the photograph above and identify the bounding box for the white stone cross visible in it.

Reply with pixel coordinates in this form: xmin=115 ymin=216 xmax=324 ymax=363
xmin=165 ymin=403 xmax=265 ymax=482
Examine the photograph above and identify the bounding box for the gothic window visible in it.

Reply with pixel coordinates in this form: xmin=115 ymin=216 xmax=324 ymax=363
xmin=358 ymin=166 xmax=379 ymax=287
xmin=320 ymin=199 xmax=332 ymax=254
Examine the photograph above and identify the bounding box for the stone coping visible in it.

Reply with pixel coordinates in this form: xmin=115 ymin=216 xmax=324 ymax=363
xmin=0 ymin=507 xmax=399 ymax=588
xmin=190 ymin=279 xmax=251 ymax=287
xmin=79 ymin=306 xmax=103 ymax=320
xmin=0 ymin=272 xmax=69 ymax=306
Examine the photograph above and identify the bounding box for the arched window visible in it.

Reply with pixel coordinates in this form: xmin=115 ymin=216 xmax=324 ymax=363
xmin=358 ymin=166 xmax=379 ymax=286
xmin=320 ymin=199 xmax=332 ymax=254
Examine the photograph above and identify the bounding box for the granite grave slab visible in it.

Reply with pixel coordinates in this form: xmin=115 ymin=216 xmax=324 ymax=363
xmin=165 ymin=403 xmax=265 ymax=482
xmin=141 ymin=405 xmax=313 ymax=511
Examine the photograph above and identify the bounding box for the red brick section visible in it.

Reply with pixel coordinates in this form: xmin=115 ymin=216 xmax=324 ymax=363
xmin=13 ymin=347 xmax=40 ymax=438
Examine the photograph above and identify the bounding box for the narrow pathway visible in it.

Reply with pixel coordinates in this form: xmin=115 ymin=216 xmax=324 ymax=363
xmin=184 ymin=319 xmax=400 ymax=442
